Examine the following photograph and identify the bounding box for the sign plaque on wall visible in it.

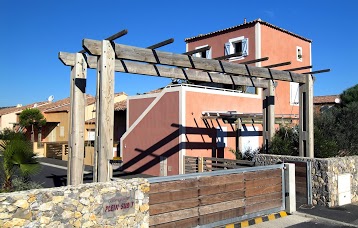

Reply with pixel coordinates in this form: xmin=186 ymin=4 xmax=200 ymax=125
xmin=102 ymin=191 xmax=135 ymax=218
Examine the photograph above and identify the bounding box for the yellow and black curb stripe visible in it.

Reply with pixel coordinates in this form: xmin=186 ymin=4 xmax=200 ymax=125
xmin=223 ymin=211 xmax=288 ymax=228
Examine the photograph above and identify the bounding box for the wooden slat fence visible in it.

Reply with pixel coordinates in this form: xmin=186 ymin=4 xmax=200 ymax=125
xmin=185 ymin=156 xmax=255 ymax=173
xmin=46 ymin=142 xmax=65 ymax=159
xmin=149 ymin=164 xmax=284 ymax=227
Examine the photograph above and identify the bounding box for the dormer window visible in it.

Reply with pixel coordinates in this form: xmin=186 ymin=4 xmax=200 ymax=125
xmin=194 ymin=45 xmax=211 ymax=59
xmin=224 ymin=36 xmax=248 ymax=60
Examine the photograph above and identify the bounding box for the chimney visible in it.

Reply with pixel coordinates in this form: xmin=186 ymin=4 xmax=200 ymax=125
xmin=244 ymin=18 xmax=247 ymax=24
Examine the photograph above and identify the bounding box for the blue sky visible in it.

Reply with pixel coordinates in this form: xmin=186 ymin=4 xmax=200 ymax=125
xmin=0 ymin=0 xmax=357 ymax=107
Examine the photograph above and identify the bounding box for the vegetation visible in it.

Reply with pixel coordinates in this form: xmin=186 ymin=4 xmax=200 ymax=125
xmin=0 ymin=131 xmax=41 ymax=192
xmin=19 ymin=108 xmax=46 ymax=142
xmin=266 ymin=83 xmax=358 ymax=158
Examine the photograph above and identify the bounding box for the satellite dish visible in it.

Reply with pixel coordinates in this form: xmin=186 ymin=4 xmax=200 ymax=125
xmin=33 ymin=103 xmax=38 ymax=108
xmin=335 ymin=98 xmax=341 ymax=104
xmin=48 ymin=95 xmax=54 ymax=102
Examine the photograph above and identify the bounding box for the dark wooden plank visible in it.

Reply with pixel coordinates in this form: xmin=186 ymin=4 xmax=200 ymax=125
xmin=296 ymin=186 xmax=307 ymax=195
xmin=150 ymin=179 xmax=198 ymax=193
xmin=246 ymin=192 xmax=282 ymax=206
xmin=199 ymin=207 xmax=245 ymax=226
xmin=295 ymin=166 xmax=307 ymax=173
xmin=199 ymin=190 xmax=245 ymax=206
xmin=245 ymin=184 xmax=282 ymax=197
xmin=150 ymin=188 xmax=198 ymax=205
xmin=199 ymin=199 xmax=244 ymax=215
xmin=199 ymin=173 xmax=244 ymax=187
xmin=246 ymin=176 xmax=282 ymax=189
xmin=200 ymin=182 xmax=245 ymax=195
xmin=244 ymin=169 xmax=281 ymax=180
xmin=150 ymin=208 xmax=199 ymax=226
xmin=245 ymin=199 xmax=282 ymax=214
xmin=151 ymin=217 xmax=199 ymax=228
xmin=150 ymin=198 xmax=199 ymax=215
xmin=203 ymin=157 xmax=254 ymax=166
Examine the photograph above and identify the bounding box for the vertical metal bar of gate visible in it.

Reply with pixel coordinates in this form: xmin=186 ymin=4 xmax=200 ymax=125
xmin=306 ymin=161 xmax=313 ymax=205
xmin=282 ymin=166 xmax=286 ymax=210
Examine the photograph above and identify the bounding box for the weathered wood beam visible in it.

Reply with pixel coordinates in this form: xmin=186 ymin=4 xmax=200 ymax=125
xmin=183 ymin=46 xmax=211 ymax=56
xmin=240 ymin=57 xmax=269 ymax=65
xmin=213 ymin=52 xmax=244 ymax=60
xmin=59 ymin=52 xmax=269 ymax=88
xmin=147 ymin=38 xmax=174 ymax=49
xmin=79 ymin=29 xmax=128 ymax=53
xmin=96 ymin=40 xmax=115 ymax=182
xmin=68 ymin=53 xmax=87 ymax=186
xmin=299 ymin=74 xmax=314 ymax=158
xmin=284 ymin=65 xmax=312 ymax=72
xmin=105 ymin=29 xmax=128 ymax=41
xmin=263 ymin=81 xmax=275 ymax=153
xmin=263 ymin=61 xmax=291 ymax=68
xmin=302 ymin=69 xmax=330 ymax=75
xmin=82 ymin=39 xmax=307 ymax=83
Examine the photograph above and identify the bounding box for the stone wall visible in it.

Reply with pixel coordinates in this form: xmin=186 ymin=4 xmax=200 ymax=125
xmin=0 ymin=178 xmax=149 ymax=227
xmin=255 ymin=154 xmax=358 ymax=207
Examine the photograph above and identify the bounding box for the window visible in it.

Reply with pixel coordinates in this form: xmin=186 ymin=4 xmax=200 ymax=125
xmin=225 ymin=36 xmax=249 ymax=58
xmin=194 ymin=45 xmax=211 ymax=59
xmin=297 ymin=46 xmax=302 ymax=62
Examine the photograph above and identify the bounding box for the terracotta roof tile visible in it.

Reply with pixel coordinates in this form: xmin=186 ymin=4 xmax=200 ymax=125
xmin=114 ymin=100 xmax=127 ymax=111
xmin=313 ymin=95 xmax=340 ymax=104
xmin=185 ymin=19 xmax=311 ymax=43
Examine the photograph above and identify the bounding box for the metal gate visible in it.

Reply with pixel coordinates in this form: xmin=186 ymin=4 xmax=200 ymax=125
xmin=148 ymin=164 xmax=285 ymax=227
xmin=283 ymin=160 xmax=312 ymax=206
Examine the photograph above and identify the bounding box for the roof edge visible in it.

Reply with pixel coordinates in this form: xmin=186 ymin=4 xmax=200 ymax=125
xmin=185 ymin=19 xmax=312 ymax=43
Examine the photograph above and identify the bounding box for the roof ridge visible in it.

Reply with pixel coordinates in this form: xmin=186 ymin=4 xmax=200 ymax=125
xmin=184 ymin=19 xmax=311 ymax=43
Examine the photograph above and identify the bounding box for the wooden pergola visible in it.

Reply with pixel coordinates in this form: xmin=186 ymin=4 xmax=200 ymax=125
xmin=59 ymin=30 xmax=328 ymax=185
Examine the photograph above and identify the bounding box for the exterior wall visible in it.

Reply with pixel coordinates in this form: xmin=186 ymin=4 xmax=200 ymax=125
xmin=184 ymin=87 xmax=263 ymax=159
xmin=121 ymin=91 xmax=180 ymax=176
xmin=0 ymin=178 xmax=149 ymax=227
xmin=0 ymin=113 xmax=17 ymax=131
xmin=255 ymin=154 xmax=358 ymax=207
xmin=187 ymin=24 xmax=256 ymax=62
xmin=42 ymin=112 xmax=69 ymax=143
xmin=260 ymin=24 xmax=311 ymax=116
xmin=127 ymin=96 xmax=156 ymax=128
xmin=85 ymin=103 xmax=96 ymax=121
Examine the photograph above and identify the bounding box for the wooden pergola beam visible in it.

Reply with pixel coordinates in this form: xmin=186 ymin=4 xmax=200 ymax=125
xmin=183 ymin=46 xmax=211 ymax=56
xmin=79 ymin=29 xmax=128 ymax=53
xmin=59 ymin=52 xmax=269 ymax=88
xmin=302 ymin=69 xmax=330 ymax=75
xmin=284 ymin=65 xmax=312 ymax=72
xmin=263 ymin=61 xmax=291 ymax=68
xmin=240 ymin=57 xmax=269 ymax=65
xmin=213 ymin=52 xmax=244 ymax=60
xmin=147 ymin=38 xmax=174 ymax=49
xmin=82 ymin=39 xmax=308 ymax=83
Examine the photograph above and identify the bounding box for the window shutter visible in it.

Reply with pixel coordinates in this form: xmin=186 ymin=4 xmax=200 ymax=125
xmin=242 ymin=38 xmax=248 ymax=56
xmin=206 ymin=48 xmax=211 ymax=59
xmin=290 ymin=82 xmax=299 ymax=104
xmin=224 ymin=42 xmax=230 ymax=56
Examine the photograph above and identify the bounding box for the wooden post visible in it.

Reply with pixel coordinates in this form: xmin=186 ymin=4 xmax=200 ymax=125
xmin=236 ymin=119 xmax=242 ymax=155
xmin=93 ymin=56 xmax=100 ymax=182
xmin=68 ymin=53 xmax=87 ymax=185
xmin=96 ymin=40 xmax=115 ymax=182
xmin=198 ymin=157 xmax=204 ymax=172
xmin=263 ymin=80 xmax=275 ymax=153
xmin=299 ymin=74 xmax=314 ymax=157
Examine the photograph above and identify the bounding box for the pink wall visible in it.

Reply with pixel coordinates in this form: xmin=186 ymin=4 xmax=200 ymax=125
xmin=187 ymin=24 xmax=256 ymax=62
xmin=185 ymin=90 xmax=263 ymax=159
xmin=261 ymin=24 xmax=311 ymax=116
xmin=128 ymin=97 xmax=156 ymax=128
xmin=122 ymin=92 xmax=179 ymax=176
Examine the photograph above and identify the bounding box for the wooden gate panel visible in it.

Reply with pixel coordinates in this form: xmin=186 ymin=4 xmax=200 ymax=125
xmin=149 ymin=165 xmax=284 ymax=227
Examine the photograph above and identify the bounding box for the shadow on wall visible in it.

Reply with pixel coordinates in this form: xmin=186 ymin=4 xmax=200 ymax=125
xmin=121 ymin=123 xmax=238 ymax=175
